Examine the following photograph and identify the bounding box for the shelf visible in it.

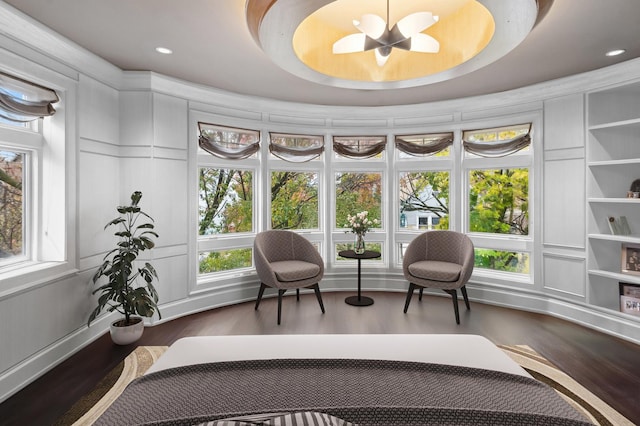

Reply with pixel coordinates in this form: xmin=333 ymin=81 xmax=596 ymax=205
xmin=588 ymin=234 xmax=640 ymax=243
xmin=588 ymin=158 xmax=640 ymax=167
xmin=588 ymin=198 xmax=640 ymax=204
xmin=588 ymin=269 xmax=640 ymax=284
xmin=588 ymin=117 xmax=640 ymax=131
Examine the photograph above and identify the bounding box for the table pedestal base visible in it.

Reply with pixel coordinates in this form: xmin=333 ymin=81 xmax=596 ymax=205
xmin=345 ymin=295 xmax=374 ymax=306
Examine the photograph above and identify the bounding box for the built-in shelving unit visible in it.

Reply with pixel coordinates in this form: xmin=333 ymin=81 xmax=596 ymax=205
xmin=586 ymin=81 xmax=640 ymax=316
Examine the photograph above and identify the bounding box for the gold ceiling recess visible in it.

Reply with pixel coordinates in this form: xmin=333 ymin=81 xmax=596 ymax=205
xmin=246 ymin=0 xmax=539 ymax=90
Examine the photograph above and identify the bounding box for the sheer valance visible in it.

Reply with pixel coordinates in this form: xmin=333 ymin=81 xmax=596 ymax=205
xmin=333 ymin=136 xmax=386 ymax=159
xmin=269 ymin=132 xmax=324 ymax=162
xmin=395 ymin=133 xmax=453 ymax=157
xmin=463 ymin=124 xmax=531 ymax=158
xmin=198 ymin=122 xmax=260 ymax=160
xmin=0 ymin=71 xmax=59 ymax=122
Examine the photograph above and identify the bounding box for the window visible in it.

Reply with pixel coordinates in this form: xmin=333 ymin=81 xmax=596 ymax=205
xmin=399 ymin=171 xmax=450 ymax=230
xmin=270 ymin=171 xmax=319 ymax=230
xmin=197 ymin=122 xmax=259 ymax=277
xmin=463 ymin=123 xmax=533 ymax=275
xmin=198 ymin=168 xmax=253 ymax=235
xmin=335 ymin=172 xmax=382 ymax=229
xmin=1 ymin=70 xmax=65 ymax=279
xmin=0 ymin=149 xmax=25 ymax=264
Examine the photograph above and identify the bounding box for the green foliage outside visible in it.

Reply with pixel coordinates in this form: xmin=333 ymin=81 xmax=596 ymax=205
xmin=198 ymin=168 xmax=252 ymax=235
xmin=399 ymin=171 xmax=449 ymax=230
xmin=469 ymin=168 xmax=529 ymax=235
xmin=271 ymin=171 xmax=318 ymax=229
xmin=198 ymin=164 xmax=531 ymax=275
xmin=475 ymin=248 xmax=530 ymax=274
xmin=199 ymin=248 xmax=253 ymax=274
xmin=335 ymin=172 xmax=382 ymax=229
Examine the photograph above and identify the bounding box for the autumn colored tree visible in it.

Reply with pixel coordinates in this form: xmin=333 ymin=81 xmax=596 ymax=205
xmin=335 ymin=172 xmax=382 ymax=228
xmin=270 ymin=171 xmax=318 ymax=229
xmin=0 ymin=151 xmax=23 ymax=257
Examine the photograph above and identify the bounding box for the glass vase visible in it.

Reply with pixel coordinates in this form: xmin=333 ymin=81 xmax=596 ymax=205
xmin=354 ymin=233 xmax=365 ymax=254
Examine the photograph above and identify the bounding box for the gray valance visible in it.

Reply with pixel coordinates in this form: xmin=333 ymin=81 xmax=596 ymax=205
xmin=333 ymin=136 xmax=386 ymax=159
xmin=0 ymin=72 xmax=59 ymax=122
xmin=395 ymin=133 xmax=453 ymax=156
xmin=198 ymin=123 xmax=260 ymax=160
xmin=269 ymin=133 xmax=324 ymax=162
xmin=463 ymin=125 xmax=531 ymax=158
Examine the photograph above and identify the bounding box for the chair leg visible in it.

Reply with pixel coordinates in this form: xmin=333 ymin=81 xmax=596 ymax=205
xmin=296 ymin=288 xmax=300 ymax=301
xmin=404 ymin=283 xmax=416 ymax=313
xmin=312 ymin=284 xmax=325 ymax=314
xmin=277 ymin=289 xmax=286 ymax=325
xmin=444 ymin=289 xmax=460 ymax=325
xmin=461 ymin=286 xmax=470 ymax=310
xmin=418 ymin=287 xmax=424 ymax=301
xmin=255 ymin=283 xmax=266 ymax=310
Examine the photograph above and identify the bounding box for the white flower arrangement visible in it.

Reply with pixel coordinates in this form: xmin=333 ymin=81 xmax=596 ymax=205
xmin=345 ymin=210 xmax=379 ymax=236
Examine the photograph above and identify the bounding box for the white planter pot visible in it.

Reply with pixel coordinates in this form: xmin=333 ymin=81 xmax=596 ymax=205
xmin=110 ymin=317 xmax=144 ymax=345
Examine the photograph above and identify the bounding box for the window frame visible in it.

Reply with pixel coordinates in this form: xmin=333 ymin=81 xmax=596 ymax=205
xmin=0 ymin=65 xmax=74 ymax=292
xmin=461 ymin=118 xmax=537 ymax=283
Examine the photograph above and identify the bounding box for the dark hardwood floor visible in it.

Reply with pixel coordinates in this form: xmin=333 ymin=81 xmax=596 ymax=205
xmin=2 ymin=291 xmax=640 ymax=425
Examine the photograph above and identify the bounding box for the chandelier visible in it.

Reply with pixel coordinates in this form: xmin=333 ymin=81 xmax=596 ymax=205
xmin=332 ymin=0 xmax=440 ymax=66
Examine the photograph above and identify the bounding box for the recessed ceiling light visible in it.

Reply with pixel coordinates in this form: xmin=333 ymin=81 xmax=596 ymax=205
xmin=155 ymin=47 xmax=173 ymax=55
xmin=605 ymin=49 xmax=626 ymax=57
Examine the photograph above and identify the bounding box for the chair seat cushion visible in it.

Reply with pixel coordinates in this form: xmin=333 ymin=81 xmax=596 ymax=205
xmin=408 ymin=260 xmax=462 ymax=282
xmin=271 ymin=260 xmax=320 ymax=282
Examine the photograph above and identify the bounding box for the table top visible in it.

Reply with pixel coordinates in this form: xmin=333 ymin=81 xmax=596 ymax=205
xmin=339 ymin=249 xmax=381 ymax=260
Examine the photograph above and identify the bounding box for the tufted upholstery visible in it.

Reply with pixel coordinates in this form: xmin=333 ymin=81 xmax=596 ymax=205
xmin=402 ymin=230 xmax=474 ymax=324
xmin=254 ymin=230 xmax=325 ymax=324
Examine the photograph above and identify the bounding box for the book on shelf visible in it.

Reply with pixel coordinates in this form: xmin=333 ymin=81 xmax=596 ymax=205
xmin=608 ymin=215 xmax=632 ymax=235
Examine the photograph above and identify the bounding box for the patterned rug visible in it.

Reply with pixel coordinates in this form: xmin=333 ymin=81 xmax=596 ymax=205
xmin=55 ymin=345 xmax=632 ymax=426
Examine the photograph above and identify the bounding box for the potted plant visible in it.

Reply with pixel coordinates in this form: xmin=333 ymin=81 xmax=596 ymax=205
xmin=88 ymin=191 xmax=161 ymax=345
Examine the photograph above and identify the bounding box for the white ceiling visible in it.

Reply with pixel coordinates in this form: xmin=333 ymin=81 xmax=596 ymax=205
xmin=4 ymin=0 xmax=640 ymax=107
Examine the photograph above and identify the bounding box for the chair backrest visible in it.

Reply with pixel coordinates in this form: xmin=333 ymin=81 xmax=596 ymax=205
xmin=254 ymin=229 xmax=321 ymax=264
xmin=423 ymin=230 xmax=474 ymax=265
xmin=405 ymin=230 xmax=474 ymax=264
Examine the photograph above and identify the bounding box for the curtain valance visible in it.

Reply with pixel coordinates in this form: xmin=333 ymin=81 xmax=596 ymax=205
xmin=333 ymin=136 xmax=386 ymax=159
xmin=269 ymin=133 xmax=324 ymax=162
xmin=0 ymin=72 xmax=59 ymax=122
xmin=463 ymin=125 xmax=531 ymax=158
xmin=198 ymin=123 xmax=260 ymax=160
xmin=395 ymin=133 xmax=453 ymax=156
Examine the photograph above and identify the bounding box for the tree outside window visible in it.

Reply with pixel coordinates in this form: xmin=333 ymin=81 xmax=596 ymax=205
xmin=335 ymin=172 xmax=382 ymax=229
xmin=399 ymin=171 xmax=449 ymax=230
xmin=0 ymin=150 xmax=23 ymax=261
xmin=198 ymin=168 xmax=253 ymax=274
xmin=271 ymin=171 xmax=319 ymax=230
xmin=199 ymin=168 xmax=253 ymax=235
xmin=469 ymin=168 xmax=529 ymax=236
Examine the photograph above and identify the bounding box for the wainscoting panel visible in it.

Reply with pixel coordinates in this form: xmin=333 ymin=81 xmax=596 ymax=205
xmin=543 ymin=253 xmax=586 ymax=297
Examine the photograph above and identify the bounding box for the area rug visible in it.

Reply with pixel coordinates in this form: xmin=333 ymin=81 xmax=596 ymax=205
xmin=56 ymin=345 xmax=632 ymax=426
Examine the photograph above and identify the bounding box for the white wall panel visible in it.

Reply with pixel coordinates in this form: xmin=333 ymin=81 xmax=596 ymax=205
xmin=78 ymin=150 xmax=120 ymax=257
xmin=0 ymin=275 xmax=88 ymax=373
xmin=120 ymin=91 xmax=153 ymax=146
xmin=544 ymin=94 xmax=584 ymax=151
xmin=152 ymin=254 xmax=189 ymax=307
xmin=543 ymin=254 xmax=586 ymax=297
xmin=153 ymin=93 xmax=188 ymax=149
xmin=150 ymin=158 xmax=189 ymax=247
xmin=78 ymin=75 xmax=119 ymax=144
xmin=543 ymin=158 xmax=585 ymax=248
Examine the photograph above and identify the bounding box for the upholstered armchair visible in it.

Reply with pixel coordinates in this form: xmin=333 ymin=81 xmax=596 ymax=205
xmin=253 ymin=230 xmax=325 ymax=325
xmin=402 ymin=230 xmax=474 ymax=324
